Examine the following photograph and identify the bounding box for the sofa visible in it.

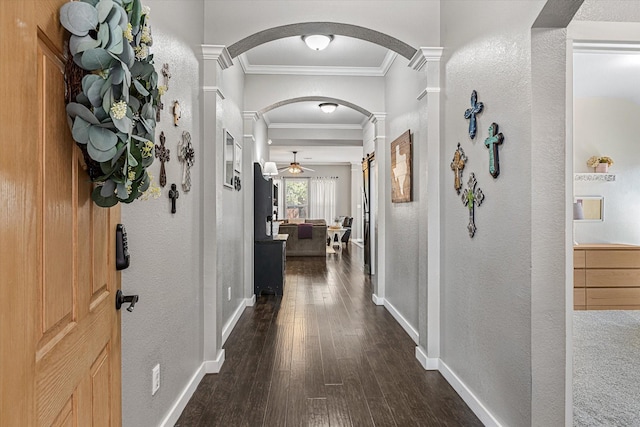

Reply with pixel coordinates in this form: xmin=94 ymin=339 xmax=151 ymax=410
xmin=278 ymin=219 xmax=327 ymax=257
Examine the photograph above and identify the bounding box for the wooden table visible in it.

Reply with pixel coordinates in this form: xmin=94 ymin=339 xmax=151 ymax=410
xmin=327 ymin=228 xmax=346 ymax=250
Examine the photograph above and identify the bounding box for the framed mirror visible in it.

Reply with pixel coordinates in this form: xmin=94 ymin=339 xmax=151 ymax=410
xmin=223 ymin=129 xmax=234 ymax=188
xmin=574 ymin=196 xmax=604 ymax=222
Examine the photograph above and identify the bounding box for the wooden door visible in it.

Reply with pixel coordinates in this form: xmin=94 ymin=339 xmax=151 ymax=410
xmin=1 ymin=1 xmax=122 ymax=425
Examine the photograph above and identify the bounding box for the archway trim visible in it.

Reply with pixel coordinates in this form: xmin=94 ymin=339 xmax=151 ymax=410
xmin=227 ymin=22 xmax=417 ymax=60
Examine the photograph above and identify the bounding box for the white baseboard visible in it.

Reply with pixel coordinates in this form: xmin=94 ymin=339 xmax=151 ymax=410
xmin=439 ymin=360 xmax=502 ymax=427
xmin=372 ymin=293 xmax=384 ymax=305
xmin=159 ymin=362 xmax=206 ymax=427
xmin=221 ymin=296 xmax=253 ymax=345
xmin=204 ymin=349 xmax=225 ymax=374
xmin=415 ymin=345 xmax=439 ymax=370
xmin=382 ymin=298 xmax=419 ymax=344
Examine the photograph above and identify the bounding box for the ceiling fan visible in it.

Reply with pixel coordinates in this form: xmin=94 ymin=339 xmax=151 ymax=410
xmin=278 ymin=151 xmax=315 ymax=174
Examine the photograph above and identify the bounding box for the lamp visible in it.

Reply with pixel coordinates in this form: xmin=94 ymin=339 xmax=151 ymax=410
xmin=263 ymin=162 xmax=278 ymax=176
xmin=302 ymin=34 xmax=333 ymax=51
xmin=319 ymin=103 xmax=338 ymax=114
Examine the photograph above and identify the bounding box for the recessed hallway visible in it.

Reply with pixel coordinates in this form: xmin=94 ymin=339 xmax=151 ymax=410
xmin=176 ymin=246 xmax=481 ymax=426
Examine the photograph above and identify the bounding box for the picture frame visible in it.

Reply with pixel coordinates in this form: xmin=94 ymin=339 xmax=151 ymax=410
xmin=574 ymin=196 xmax=604 ymax=222
xmin=223 ymin=129 xmax=234 ymax=189
xmin=390 ymin=130 xmax=412 ymax=203
xmin=234 ymin=142 xmax=242 ymax=173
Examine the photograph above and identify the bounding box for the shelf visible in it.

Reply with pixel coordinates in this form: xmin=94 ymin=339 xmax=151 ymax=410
xmin=574 ymin=173 xmax=616 ymax=182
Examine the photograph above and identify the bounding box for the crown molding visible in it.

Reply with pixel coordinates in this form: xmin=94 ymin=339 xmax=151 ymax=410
xmin=243 ymin=111 xmax=260 ymax=122
xmin=409 ymin=47 xmax=444 ymax=71
xmin=573 ymin=42 xmax=640 ymax=54
xmin=368 ymin=112 xmax=387 ymax=124
xmin=237 ymin=51 xmax=398 ymax=77
xmin=201 ymin=45 xmax=233 ymax=69
xmin=268 ymin=122 xmax=363 ymax=130
xmin=243 ymin=134 xmax=256 ymax=142
xmin=417 ymin=87 xmax=441 ymax=101
xmin=203 ymin=86 xmax=226 ymax=99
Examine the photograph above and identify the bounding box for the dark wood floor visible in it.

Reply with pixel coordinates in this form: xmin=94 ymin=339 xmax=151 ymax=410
xmin=176 ymin=244 xmax=482 ymax=426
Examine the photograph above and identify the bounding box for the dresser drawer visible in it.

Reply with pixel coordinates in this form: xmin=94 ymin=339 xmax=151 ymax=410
xmin=586 ymin=287 xmax=640 ymax=307
xmin=574 ymin=288 xmax=586 ymax=309
xmin=586 ymin=269 xmax=640 ymax=288
xmin=574 ymin=250 xmax=586 ymax=269
xmin=586 ymin=250 xmax=640 ymax=268
xmin=574 ymin=269 xmax=585 ymax=288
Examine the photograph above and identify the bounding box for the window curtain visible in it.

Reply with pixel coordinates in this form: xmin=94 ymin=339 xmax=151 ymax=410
xmin=309 ymin=177 xmax=337 ymax=223
xmin=273 ymin=178 xmax=283 ymax=220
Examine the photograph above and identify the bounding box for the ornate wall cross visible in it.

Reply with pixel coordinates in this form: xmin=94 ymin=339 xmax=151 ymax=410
xmin=484 ymin=122 xmax=504 ymax=178
xmin=169 ymin=183 xmax=179 ymax=214
xmin=178 ymin=131 xmax=195 ymax=192
xmin=155 ymin=131 xmax=170 ymax=187
xmin=450 ymin=143 xmax=467 ymax=194
xmin=172 ymin=100 xmax=181 ymax=126
xmin=462 ymin=173 xmax=485 ymax=238
xmin=156 ymin=99 xmax=163 ymax=122
xmin=464 ymin=90 xmax=484 ymax=139
xmin=161 ymin=63 xmax=172 ymax=90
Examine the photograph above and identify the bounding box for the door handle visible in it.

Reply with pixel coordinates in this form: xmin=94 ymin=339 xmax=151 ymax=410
xmin=115 ymin=289 xmax=139 ymax=312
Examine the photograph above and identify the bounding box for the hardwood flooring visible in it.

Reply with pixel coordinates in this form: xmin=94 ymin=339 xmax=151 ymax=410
xmin=176 ymin=245 xmax=482 ymax=426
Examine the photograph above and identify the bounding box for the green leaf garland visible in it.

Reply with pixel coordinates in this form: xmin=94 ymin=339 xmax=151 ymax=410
xmin=60 ymin=0 xmax=160 ymax=207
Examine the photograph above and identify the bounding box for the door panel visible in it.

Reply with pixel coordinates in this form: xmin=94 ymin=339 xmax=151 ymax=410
xmin=1 ymin=1 xmax=122 ymax=425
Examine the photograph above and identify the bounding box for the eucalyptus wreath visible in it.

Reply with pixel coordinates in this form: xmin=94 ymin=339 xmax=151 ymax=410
xmin=60 ymin=0 xmax=160 ymax=207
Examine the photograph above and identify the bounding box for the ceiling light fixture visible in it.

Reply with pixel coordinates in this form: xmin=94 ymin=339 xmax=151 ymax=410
xmin=302 ymin=34 xmax=333 ymax=51
xmin=319 ymin=103 xmax=338 ymax=114
xmin=288 ymin=164 xmax=303 ymax=174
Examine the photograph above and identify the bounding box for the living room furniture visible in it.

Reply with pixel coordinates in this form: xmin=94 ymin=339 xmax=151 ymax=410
xmin=255 ymin=234 xmax=288 ymax=296
xmin=278 ymin=220 xmax=327 ymax=256
xmin=327 ymin=228 xmax=347 ymax=250
xmin=574 ymin=244 xmax=640 ymax=310
xmin=341 ymin=216 xmax=353 ymax=246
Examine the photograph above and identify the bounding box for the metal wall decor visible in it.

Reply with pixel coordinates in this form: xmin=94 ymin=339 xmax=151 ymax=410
xmin=169 ymin=183 xmax=180 ymax=213
xmin=462 ymin=173 xmax=484 ymax=237
xmin=172 ymin=100 xmax=181 ymax=126
xmin=464 ymin=90 xmax=484 ymax=139
xmin=162 ymin=63 xmax=172 ymax=90
xmin=178 ymin=131 xmax=195 ymax=192
xmin=155 ymin=131 xmax=170 ymax=187
xmin=450 ymin=143 xmax=467 ymax=194
xmin=484 ymin=122 xmax=504 ymax=178
xmin=233 ymin=175 xmax=242 ymax=191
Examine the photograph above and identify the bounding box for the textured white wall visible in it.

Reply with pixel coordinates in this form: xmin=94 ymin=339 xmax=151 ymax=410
xmin=203 ymin=1 xmax=439 ymax=48
xmin=219 ymin=64 xmax=246 ymax=324
xmin=120 ymin=1 xmax=204 ymax=426
xmin=383 ymin=57 xmax=421 ymax=331
xmin=441 ymin=1 xmax=546 ymax=425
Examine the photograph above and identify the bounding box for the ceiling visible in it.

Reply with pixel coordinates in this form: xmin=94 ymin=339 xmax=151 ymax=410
xmin=574 ymin=45 xmax=640 ymax=105
xmin=240 ymin=35 xmax=395 ymax=166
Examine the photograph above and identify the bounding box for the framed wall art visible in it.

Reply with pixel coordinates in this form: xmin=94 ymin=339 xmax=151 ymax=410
xmin=390 ymin=130 xmax=412 ymax=203
xmin=223 ymin=129 xmax=235 ymax=189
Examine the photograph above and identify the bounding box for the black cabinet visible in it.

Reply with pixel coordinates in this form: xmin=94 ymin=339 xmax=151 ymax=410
xmin=254 ymin=239 xmax=286 ymax=296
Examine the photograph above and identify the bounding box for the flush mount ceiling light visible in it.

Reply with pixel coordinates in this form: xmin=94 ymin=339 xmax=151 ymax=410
xmin=319 ymin=103 xmax=338 ymax=114
xmin=302 ymin=34 xmax=333 ymax=51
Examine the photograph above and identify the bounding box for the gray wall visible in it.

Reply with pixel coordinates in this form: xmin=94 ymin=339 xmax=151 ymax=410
xmin=383 ymin=57 xmax=422 ymax=332
xmin=277 ymin=164 xmax=352 ymax=219
xmin=440 ymin=1 xmax=544 ymax=425
xmin=574 ymin=98 xmax=640 ymax=244
xmin=219 ymin=63 xmax=247 ymax=327
xmin=120 ymin=1 xmax=204 ymax=426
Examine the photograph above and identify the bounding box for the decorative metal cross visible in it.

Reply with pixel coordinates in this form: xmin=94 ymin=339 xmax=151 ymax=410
xmin=156 ymin=99 xmax=163 ymax=122
xmin=464 ymin=90 xmax=484 ymax=140
xmin=168 ymin=183 xmax=179 ymax=214
xmin=484 ymin=122 xmax=504 ymax=178
xmin=178 ymin=131 xmax=195 ymax=192
xmin=161 ymin=63 xmax=171 ymax=90
xmin=450 ymin=143 xmax=467 ymax=194
xmin=155 ymin=131 xmax=170 ymax=187
xmin=172 ymin=100 xmax=181 ymax=127
xmin=461 ymin=173 xmax=484 ymax=238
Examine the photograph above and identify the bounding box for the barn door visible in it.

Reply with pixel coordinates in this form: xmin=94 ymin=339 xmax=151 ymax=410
xmin=1 ymin=1 xmax=122 ymax=425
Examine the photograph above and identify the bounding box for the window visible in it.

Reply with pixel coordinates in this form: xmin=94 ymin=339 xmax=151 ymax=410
xmin=284 ymin=178 xmax=309 ymax=219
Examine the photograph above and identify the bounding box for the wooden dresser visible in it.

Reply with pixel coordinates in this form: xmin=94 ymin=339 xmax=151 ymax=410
xmin=574 ymin=244 xmax=640 ymax=310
